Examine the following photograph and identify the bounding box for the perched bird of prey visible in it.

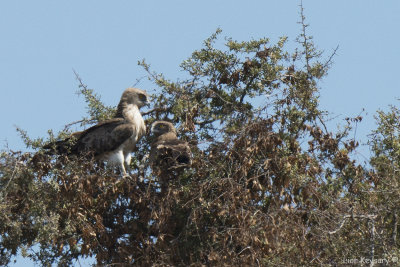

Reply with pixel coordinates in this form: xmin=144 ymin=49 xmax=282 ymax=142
xmin=44 ymin=88 xmax=148 ymax=176
xmin=149 ymin=121 xmax=191 ymax=177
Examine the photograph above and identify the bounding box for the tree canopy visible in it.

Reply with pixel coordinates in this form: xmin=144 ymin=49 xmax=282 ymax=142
xmin=1 ymin=14 xmax=400 ymax=267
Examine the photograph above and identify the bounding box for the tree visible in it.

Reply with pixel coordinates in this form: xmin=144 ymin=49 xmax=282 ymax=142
xmin=1 ymin=11 xmax=399 ymax=267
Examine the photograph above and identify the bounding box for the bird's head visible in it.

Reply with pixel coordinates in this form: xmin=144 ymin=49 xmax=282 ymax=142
xmin=150 ymin=121 xmax=177 ymax=137
xmin=122 ymin=87 xmax=149 ymax=108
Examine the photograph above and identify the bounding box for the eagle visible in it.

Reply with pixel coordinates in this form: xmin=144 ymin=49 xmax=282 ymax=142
xmin=149 ymin=121 xmax=191 ymax=177
xmin=44 ymin=87 xmax=148 ymax=176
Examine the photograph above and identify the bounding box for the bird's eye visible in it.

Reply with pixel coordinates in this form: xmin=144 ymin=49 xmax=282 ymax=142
xmin=138 ymin=94 xmax=147 ymax=102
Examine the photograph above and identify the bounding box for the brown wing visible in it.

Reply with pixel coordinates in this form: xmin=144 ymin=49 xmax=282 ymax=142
xmin=72 ymin=118 xmax=135 ymax=156
xmin=44 ymin=119 xmax=135 ymax=156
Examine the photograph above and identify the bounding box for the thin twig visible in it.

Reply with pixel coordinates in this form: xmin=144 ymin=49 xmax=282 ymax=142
xmin=142 ymin=107 xmax=171 ymax=116
xmin=323 ymin=45 xmax=339 ymax=69
xmin=328 ymin=214 xmax=377 ymax=235
xmin=73 ymin=69 xmax=87 ymax=91
xmin=62 ymin=119 xmax=97 ymax=131
xmin=132 ymin=75 xmax=147 ymax=87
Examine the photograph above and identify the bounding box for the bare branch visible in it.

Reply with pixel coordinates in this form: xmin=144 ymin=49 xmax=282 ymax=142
xmin=62 ymin=118 xmax=97 ymax=131
xmin=132 ymin=75 xmax=147 ymax=87
xmin=323 ymin=45 xmax=339 ymax=69
xmin=141 ymin=106 xmax=171 ymax=116
xmin=73 ymin=69 xmax=88 ymax=91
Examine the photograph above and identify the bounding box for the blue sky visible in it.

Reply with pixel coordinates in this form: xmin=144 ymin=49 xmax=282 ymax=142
xmin=1 ymin=0 xmax=399 ymax=266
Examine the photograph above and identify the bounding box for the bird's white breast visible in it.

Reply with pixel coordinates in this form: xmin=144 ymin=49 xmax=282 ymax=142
xmin=99 ymin=104 xmax=146 ymax=166
xmin=122 ymin=104 xmax=146 ymax=151
xmin=105 ymin=150 xmax=125 ymax=166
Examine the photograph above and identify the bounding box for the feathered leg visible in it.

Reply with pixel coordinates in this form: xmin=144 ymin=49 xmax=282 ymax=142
xmin=122 ymin=152 xmax=132 ymax=178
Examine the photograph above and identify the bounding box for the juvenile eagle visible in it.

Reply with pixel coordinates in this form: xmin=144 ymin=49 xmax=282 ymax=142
xmin=149 ymin=121 xmax=191 ymax=176
xmin=45 ymin=88 xmax=148 ymax=176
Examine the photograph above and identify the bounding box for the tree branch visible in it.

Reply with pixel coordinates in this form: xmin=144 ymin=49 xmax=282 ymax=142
xmin=328 ymin=214 xmax=377 ymax=235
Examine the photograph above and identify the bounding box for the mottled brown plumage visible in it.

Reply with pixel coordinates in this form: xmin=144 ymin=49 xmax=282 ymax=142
xmin=44 ymin=88 xmax=149 ymax=175
xmin=149 ymin=121 xmax=191 ymax=177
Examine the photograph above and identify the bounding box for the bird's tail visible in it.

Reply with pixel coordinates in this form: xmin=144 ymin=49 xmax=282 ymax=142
xmin=42 ymin=131 xmax=82 ymax=155
xmin=43 ymin=139 xmax=71 ymax=155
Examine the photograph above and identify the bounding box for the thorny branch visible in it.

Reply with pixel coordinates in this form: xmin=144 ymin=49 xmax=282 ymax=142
xmin=298 ymin=0 xmax=311 ymax=72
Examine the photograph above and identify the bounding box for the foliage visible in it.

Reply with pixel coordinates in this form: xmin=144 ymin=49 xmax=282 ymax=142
xmin=1 ymin=13 xmax=399 ymax=267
